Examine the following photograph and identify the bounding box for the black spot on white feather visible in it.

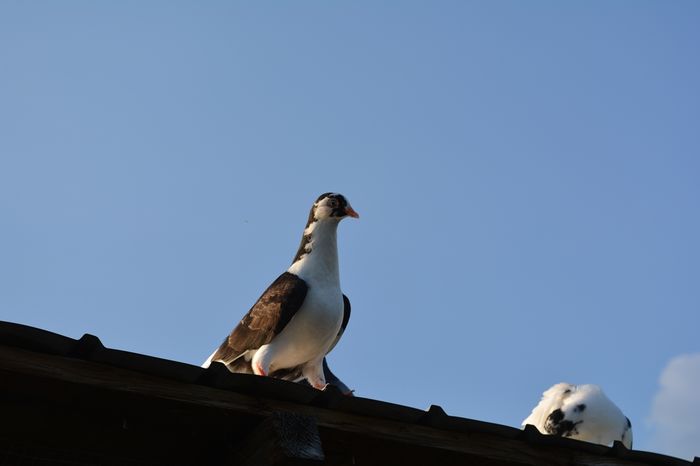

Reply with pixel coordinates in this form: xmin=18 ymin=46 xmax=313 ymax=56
xmin=327 ymin=194 xmax=350 ymax=217
xmin=315 ymin=192 xmax=334 ymax=203
xmin=292 ymin=205 xmax=318 ymax=263
xmin=622 ymin=417 xmax=633 ymax=449
xmin=544 ymin=409 xmax=582 ymax=437
xmin=574 ymin=404 xmax=586 ymax=413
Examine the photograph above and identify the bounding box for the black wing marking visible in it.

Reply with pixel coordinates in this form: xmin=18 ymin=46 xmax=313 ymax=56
xmin=318 ymin=294 xmax=352 ymax=393
xmin=622 ymin=417 xmax=633 ymax=449
xmin=209 ymin=272 xmax=307 ymax=371
xmin=326 ymin=294 xmax=351 ymax=355
xmin=341 ymin=294 xmax=351 ymax=334
xmin=544 ymin=409 xmax=582 ymax=437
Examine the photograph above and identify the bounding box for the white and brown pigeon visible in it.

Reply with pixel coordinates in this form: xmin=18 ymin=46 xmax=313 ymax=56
xmin=522 ymin=383 xmax=633 ymax=448
xmin=203 ymin=193 xmax=358 ymax=390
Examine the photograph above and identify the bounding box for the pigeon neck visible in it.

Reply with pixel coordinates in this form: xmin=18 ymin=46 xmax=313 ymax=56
xmin=288 ymin=218 xmax=340 ymax=283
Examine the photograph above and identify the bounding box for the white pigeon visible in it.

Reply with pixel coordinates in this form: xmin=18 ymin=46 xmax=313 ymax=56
xmin=522 ymin=383 xmax=633 ymax=448
xmin=203 ymin=193 xmax=358 ymax=390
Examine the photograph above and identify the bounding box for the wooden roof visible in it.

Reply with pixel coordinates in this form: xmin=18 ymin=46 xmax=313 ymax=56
xmin=0 ymin=321 xmax=696 ymax=466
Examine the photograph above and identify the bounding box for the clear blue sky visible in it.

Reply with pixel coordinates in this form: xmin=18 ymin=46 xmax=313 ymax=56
xmin=2 ymin=2 xmax=699 ymax=459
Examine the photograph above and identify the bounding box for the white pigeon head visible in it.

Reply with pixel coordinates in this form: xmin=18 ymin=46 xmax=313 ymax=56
xmin=312 ymin=193 xmax=359 ymax=221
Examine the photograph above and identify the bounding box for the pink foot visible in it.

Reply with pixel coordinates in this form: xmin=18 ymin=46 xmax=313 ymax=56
xmin=254 ymin=363 xmax=267 ymax=376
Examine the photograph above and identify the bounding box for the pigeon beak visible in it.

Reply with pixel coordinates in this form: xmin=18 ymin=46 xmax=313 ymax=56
xmin=345 ymin=206 xmax=360 ymax=219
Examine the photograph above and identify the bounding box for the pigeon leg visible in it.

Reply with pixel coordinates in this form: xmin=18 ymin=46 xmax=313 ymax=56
xmin=302 ymin=358 xmax=327 ymax=390
xmin=254 ymin=363 xmax=267 ymax=376
xmin=251 ymin=345 xmax=272 ymax=376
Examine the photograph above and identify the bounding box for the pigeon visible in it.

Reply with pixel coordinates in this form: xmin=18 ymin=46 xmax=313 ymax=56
xmin=522 ymin=383 xmax=633 ymax=448
xmin=203 ymin=193 xmax=358 ymax=390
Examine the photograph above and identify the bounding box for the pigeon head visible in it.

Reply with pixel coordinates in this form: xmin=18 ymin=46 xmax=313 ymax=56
xmin=313 ymin=193 xmax=359 ymax=221
xmin=290 ymin=193 xmax=358 ymax=265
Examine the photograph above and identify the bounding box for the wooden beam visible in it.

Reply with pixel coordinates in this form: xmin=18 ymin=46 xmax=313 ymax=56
xmin=0 ymin=345 xmax=655 ymax=466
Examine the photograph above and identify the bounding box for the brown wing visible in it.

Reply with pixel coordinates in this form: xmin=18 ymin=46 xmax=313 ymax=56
xmin=209 ymin=272 xmax=308 ymax=368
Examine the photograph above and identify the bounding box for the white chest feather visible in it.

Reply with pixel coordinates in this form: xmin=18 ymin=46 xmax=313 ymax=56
xmin=265 ymin=284 xmax=344 ymax=370
xmin=266 ymin=219 xmax=345 ymax=369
